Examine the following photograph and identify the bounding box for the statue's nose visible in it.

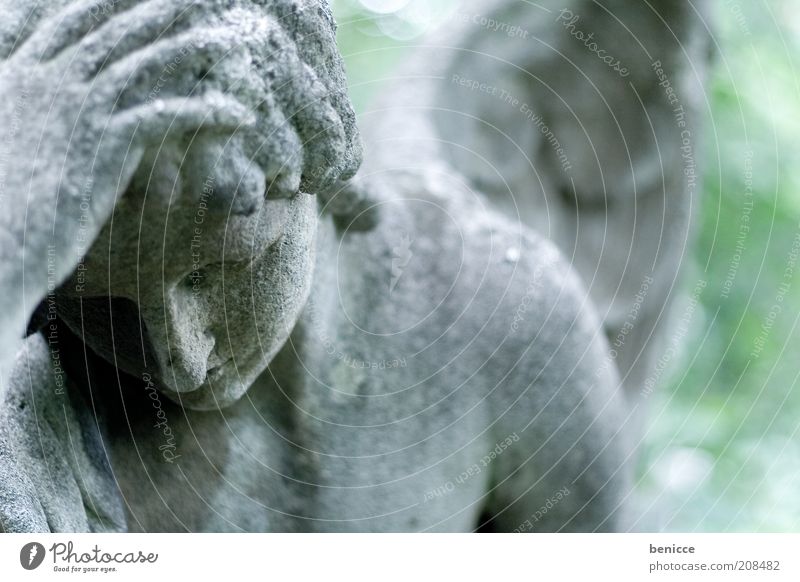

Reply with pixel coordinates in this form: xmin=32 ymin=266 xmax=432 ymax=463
xmin=139 ymin=283 xmax=215 ymax=393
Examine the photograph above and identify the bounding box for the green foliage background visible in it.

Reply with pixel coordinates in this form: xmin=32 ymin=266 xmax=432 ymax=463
xmin=332 ymin=0 xmax=800 ymax=531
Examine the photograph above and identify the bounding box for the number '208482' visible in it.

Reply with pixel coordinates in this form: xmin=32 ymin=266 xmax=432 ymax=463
xmin=735 ymin=560 xmax=780 ymax=571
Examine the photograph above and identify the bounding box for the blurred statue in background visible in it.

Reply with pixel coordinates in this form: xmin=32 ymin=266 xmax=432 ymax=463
xmin=0 ymin=0 xmax=706 ymax=532
xmin=363 ymin=0 xmax=710 ymax=410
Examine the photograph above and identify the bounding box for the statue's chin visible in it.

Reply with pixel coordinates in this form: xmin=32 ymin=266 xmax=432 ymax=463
xmin=159 ymin=380 xmax=246 ymax=411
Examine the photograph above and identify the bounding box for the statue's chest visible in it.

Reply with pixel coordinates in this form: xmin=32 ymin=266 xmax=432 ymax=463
xmin=111 ymin=363 xmax=493 ymax=532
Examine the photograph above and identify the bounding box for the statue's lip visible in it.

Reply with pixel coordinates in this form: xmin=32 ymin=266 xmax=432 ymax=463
xmin=157 ymin=367 xmax=242 ymax=411
xmin=149 ymin=357 xmax=231 ymax=395
xmin=206 ymin=359 xmax=233 ymax=382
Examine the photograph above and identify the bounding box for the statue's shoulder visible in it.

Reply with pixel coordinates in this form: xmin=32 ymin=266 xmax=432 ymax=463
xmin=338 ymin=167 xmax=601 ymax=354
xmin=0 ymin=334 xmax=63 ymax=532
xmin=0 ymin=333 xmax=126 ymax=533
xmin=2 ymin=333 xmax=62 ymax=405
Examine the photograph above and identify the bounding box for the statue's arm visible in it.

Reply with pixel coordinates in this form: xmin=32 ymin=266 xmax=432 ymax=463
xmin=483 ymin=243 xmax=633 ymax=532
xmin=0 ymin=0 xmax=361 ymax=386
xmin=0 ymin=0 xmax=252 ymax=383
xmin=0 ymin=334 xmax=126 ymax=532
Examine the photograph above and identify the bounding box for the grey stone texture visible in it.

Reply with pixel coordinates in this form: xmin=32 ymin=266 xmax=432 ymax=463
xmin=0 ymin=0 xmax=706 ymax=532
xmin=361 ymin=0 xmax=710 ymax=406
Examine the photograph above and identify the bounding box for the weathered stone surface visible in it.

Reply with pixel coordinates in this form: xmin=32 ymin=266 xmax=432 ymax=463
xmin=359 ymin=0 xmax=710 ymax=405
xmin=0 ymin=0 xmax=362 ymax=532
xmin=0 ymin=0 xmax=361 ymax=381
xmin=0 ymin=335 xmax=125 ymax=532
xmin=0 ymin=0 xmax=704 ymax=532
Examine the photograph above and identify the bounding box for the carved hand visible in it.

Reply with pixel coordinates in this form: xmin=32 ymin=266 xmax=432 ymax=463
xmin=0 ymin=0 xmax=361 ymax=374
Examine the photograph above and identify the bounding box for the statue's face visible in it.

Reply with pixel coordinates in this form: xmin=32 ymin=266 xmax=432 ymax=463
xmin=47 ymin=0 xmax=361 ymax=409
xmin=58 ymin=133 xmax=318 ymax=410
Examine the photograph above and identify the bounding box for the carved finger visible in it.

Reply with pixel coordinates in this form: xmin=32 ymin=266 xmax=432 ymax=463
xmin=229 ymin=79 xmax=304 ymax=200
xmin=69 ymin=0 xmax=203 ymax=78
xmin=261 ymin=117 xmax=303 ymax=200
xmin=266 ymin=0 xmax=362 ymax=180
xmin=16 ymin=0 xmax=142 ymax=62
xmin=96 ymin=27 xmax=247 ymax=101
xmin=275 ymin=62 xmax=348 ymax=193
xmin=110 ymin=92 xmax=255 ymax=148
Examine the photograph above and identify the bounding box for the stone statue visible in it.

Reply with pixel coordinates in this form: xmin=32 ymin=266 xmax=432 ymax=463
xmin=0 ymin=0 xmax=704 ymax=532
xmin=359 ymin=0 xmax=710 ymax=410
